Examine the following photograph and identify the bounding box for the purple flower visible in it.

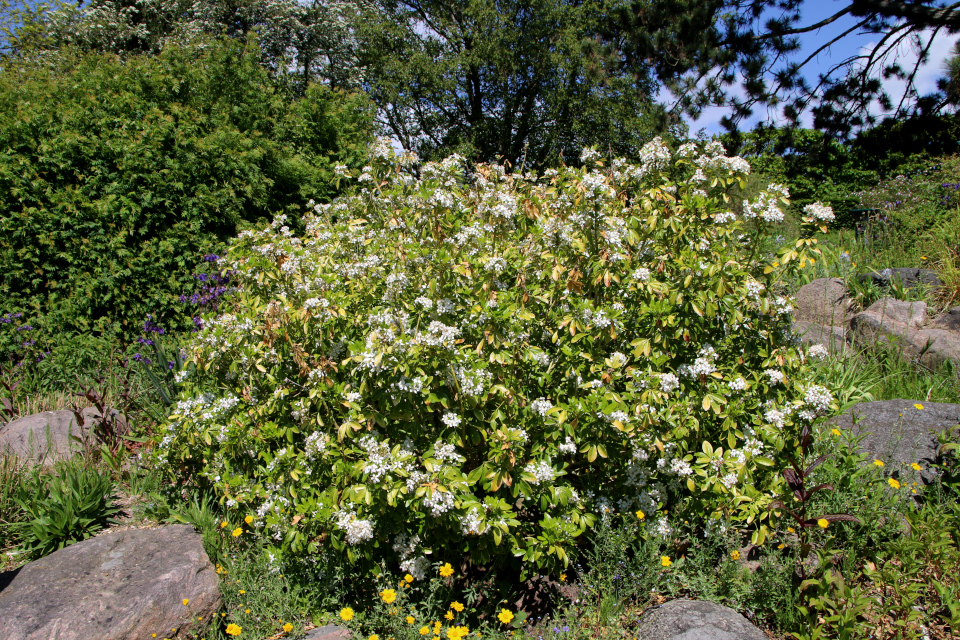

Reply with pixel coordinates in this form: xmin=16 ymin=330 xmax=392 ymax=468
xmin=132 ymin=353 xmax=152 ymax=364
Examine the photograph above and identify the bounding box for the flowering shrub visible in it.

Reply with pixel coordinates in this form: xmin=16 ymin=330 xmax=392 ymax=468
xmin=156 ymin=138 xmax=835 ymax=576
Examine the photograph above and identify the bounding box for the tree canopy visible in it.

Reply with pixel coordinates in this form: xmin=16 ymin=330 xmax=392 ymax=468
xmin=356 ymin=0 xmax=669 ymax=165
xmin=602 ymin=0 xmax=960 ymax=138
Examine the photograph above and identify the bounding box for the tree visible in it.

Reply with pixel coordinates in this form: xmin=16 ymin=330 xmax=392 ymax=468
xmin=601 ymin=0 xmax=960 ymax=138
xmin=2 ymin=0 xmax=367 ymax=92
xmin=356 ymin=0 xmax=669 ymax=166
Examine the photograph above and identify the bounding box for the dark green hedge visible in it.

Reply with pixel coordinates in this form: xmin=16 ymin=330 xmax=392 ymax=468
xmin=0 ymin=38 xmax=373 ymax=342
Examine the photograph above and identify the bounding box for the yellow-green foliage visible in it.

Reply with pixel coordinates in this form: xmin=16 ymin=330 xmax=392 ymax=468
xmin=157 ymin=140 xmax=835 ymax=578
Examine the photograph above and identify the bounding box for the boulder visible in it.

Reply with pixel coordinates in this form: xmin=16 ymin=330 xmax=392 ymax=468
xmin=930 ymin=306 xmax=960 ymax=332
xmin=859 ymin=268 xmax=943 ymax=290
xmin=794 ymin=278 xmax=855 ymax=325
xmin=850 ymin=298 xmax=960 ymax=367
xmin=791 ymin=320 xmax=849 ymax=354
xmin=305 ymin=625 xmax=352 ymax=640
xmin=830 ymin=400 xmax=960 ymax=482
xmin=634 ymin=599 xmax=767 ymax=640
xmin=0 ymin=525 xmax=221 ymax=640
xmin=0 ymin=408 xmax=111 ymax=464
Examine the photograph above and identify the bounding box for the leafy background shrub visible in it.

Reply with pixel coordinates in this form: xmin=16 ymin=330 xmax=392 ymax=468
xmin=0 ymin=36 xmax=373 ymax=344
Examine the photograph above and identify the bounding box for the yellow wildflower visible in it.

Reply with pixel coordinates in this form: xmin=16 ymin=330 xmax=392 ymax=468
xmin=661 ymin=556 xmax=672 ymax=567
xmin=404 ymin=574 xmax=415 ymax=584
xmin=439 ymin=563 xmax=454 ymax=577
xmin=283 ymin=623 xmax=293 ymax=633
xmin=787 ymin=527 xmax=795 ymax=533
xmin=244 ymin=515 xmax=254 ymax=525
xmin=497 ymin=609 xmax=515 ymax=625
xmin=420 ymin=628 xmax=430 ymax=636
xmin=914 ymin=403 xmax=924 ymax=410
xmin=888 ymin=478 xmax=901 ymax=489
xmin=340 ymin=608 xmax=355 ymax=622
xmin=817 ymin=519 xmax=829 ymax=529
xmin=445 ymin=611 xmax=454 ymax=621
xmin=778 ymin=543 xmax=785 ymax=549
xmin=182 ymin=599 xmax=189 ymax=606
xmin=225 ymin=624 xmax=242 ymax=636
xmin=239 ymin=590 xmax=245 ymax=595
xmin=380 ymin=589 xmax=397 ymax=604
xmin=232 ymin=527 xmax=243 ymax=537
xmin=220 ymin=521 xmax=229 ymax=529
xmin=873 ymin=459 xmax=885 ymax=467
xmin=635 ymin=510 xmax=645 ymax=520
xmin=731 ymin=550 xmax=740 ymax=561
xmin=370 ymin=635 xmax=379 ymax=640
xmin=407 ymin=616 xmax=416 ymax=625
xmin=447 ymin=626 xmax=470 ymax=640
xmin=910 ymin=463 xmax=922 ymax=471
xmin=451 ymin=601 xmax=464 ymax=612
xmin=830 ymin=428 xmax=841 ymax=437
xmin=559 ymin=573 xmax=567 ymax=582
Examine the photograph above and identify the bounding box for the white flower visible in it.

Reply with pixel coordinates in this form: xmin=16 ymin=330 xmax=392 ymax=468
xmin=559 ymin=437 xmax=577 ymax=454
xmin=335 ymin=510 xmax=374 ymax=545
xmin=633 ymin=267 xmax=651 ymax=282
xmin=345 ymin=391 xmax=361 ymax=403
xmin=729 ymin=377 xmax=747 ymax=391
xmin=807 ymin=344 xmax=829 ymax=360
xmin=765 ymin=369 xmax=785 ymax=385
xmin=423 ymin=489 xmax=455 ymax=516
xmin=659 ymin=373 xmax=679 ymax=393
xmin=804 ymin=385 xmax=834 ymax=412
xmin=803 ymin=201 xmax=835 ymax=222
xmin=530 ymin=397 xmax=553 ymax=417
xmin=442 ymin=412 xmax=462 ymax=429
xmin=524 ymin=459 xmax=555 ymax=485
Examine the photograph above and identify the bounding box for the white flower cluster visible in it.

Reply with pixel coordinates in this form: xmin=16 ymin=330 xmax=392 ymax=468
xmin=559 ymin=437 xmax=577 ymax=454
xmin=765 ymin=369 xmax=785 ymax=385
xmin=524 ymin=459 xmax=555 ymax=485
xmin=804 ymin=385 xmax=834 ymax=413
xmin=807 ymin=344 xmax=829 ymax=360
xmin=660 ymin=372 xmax=680 ymax=393
xmin=743 ymin=184 xmax=790 ymax=222
xmin=530 ymin=397 xmax=553 ymax=417
xmin=422 ymin=488 xmax=455 ymax=516
xmin=803 ymin=201 xmax=835 ymax=222
xmin=441 ymin=412 xmax=462 ymax=429
xmin=334 ymin=509 xmax=374 ymax=545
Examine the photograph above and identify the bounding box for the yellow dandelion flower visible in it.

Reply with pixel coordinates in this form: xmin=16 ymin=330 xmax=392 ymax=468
xmin=245 ymin=609 xmax=250 ymax=614
xmin=817 ymin=519 xmax=829 ymax=528
xmin=830 ymin=428 xmax=841 ymax=437
xmin=225 ymin=624 xmax=242 ymax=636
xmin=340 ymin=608 xmax=355 ymax=622
xmin=404 ymin=574 xmax=415 ymax=583
xmin=635 ymin=510 xmax=645 ymax=520
xmin=661 ymin=556 xmax=672 ymax=567
xmin=910 ymin=463 xmax=922 ymax=471
xmin=380 ymin=589 xmax=397 ymax=604
xmin=370 ymin=635 xmax=379 ymax=640
xmin=445 ymin=611 xmax=455 ymax=621
xmin=244 ymin=515 xmax=254 ymax=525
xmin=232 ymin=527 xmax=243 ymax=537
xmin=439 ymin=563 xmax=454 ymax=577
xmin=497 ymin=609 xmax=515 ymax=625
xmin=451 ymin=601 xmax=464 ymax=612
xmin=407 ymin=616 xmax=416 ymax=625
xmin=420 ymin=628 xmax=430 ymax=636
xmin=183 ymin=599 xmax=189 ymax=606
xmin=731 ymin=550 xmax=740 ymax=561
xmin=873 ymin=459 xmax=885 ymax=467
xmin=778 ymin=543 xmax=785 ymax=549
xmin=559 ymin=573 xmax=567 ymax=582
xmin=888 ymin=478 xmax=901 ymax=489
xmin=283 ymin=623 xmax=293 ymax=633
xmin=220 ymin=521 xmax=229 ymax=529
xmin=914 ymin=403 xmax=924 ymax=410
xmin=787 ymin=527 xmax=795 ymax=533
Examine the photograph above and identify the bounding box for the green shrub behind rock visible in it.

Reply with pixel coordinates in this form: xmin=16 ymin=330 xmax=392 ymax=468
xmin=0 ymin=38 xmax=373 ymax=341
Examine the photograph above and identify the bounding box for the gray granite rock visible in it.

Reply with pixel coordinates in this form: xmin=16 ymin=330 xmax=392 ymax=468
xmin=305 ymin=625 xmax=353 ymax=640
xmin=0 ymin=525 xmax=221 ymax=640
xmin=635 ymin=599 xmax=767 ymax=640
xmin=859 ymin=268 xmax=943 ymax=290
xmin=830 ymin=400 xmax=960 ymax=482
xmin=930 ymin=306 xmax=960 ymax=332
xmin=849 ymin=299 xmax=960 ymax=366
xmin=794 ymin=278 xmax=855 ymax=325
xmin=0 ymin=409 xmax=100 ymax=464
xmin=791 ymin=320 xmax=849 ymax=353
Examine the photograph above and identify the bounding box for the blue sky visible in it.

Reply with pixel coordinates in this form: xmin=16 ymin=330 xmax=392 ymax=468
xmin=687 ymin=2 xmax=960 ymax=135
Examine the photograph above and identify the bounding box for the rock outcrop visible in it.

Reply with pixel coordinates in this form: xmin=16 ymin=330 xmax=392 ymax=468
xmin=634 ymin=599 xmax=768 ymax=640
xmin=0 ymin=525 xmax=221 ymax=640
